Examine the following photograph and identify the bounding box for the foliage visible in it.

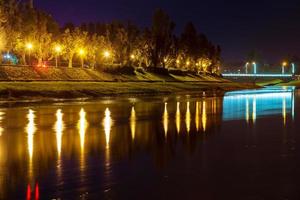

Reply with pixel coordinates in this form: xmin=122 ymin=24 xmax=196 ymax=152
xmin=0 ymin=1 xmax=221 ymax=74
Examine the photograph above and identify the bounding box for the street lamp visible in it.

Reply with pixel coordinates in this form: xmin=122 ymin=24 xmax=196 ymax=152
xmin=282 ymin=62 xmax=287 ymax=74
xmin=54 ymin=45 xmax=62 ymax=67
xmin=252 ymin=62 xmax=257 ymax=74
xmin=292 ymin=63 xmax=296 ymax=74
xmin=26 ymin=43 xmax=33 ymax=65
xmin=245 ymin=62 xmax=249 ymax=74
xmin=78 ymin=49 xmax=85 ymax=68
xmin=103 ymin=50 xmax=110 ymax=58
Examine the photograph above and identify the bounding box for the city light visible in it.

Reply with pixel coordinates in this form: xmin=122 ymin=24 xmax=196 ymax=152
xmin=103 ymin=108 xmax=112 ymax=149
xmin=55 ymin=45 xmax=62 ymax=53
xmin=78 ymin=49 xmax=85 ymax=56
xmin=54 ymin=45 xmax=62 ymax=67
xmin=130 ymin=54 xmax=135 ymax=60
xmin=163 ymin=102 xmax=168 ymax=137
xmin=78 ymin=49 xmax=86 ymax=68
xmin=78 ymin=108 xmax=88 ymax=153
xmin=282 ymin=62 xmax=288 ymax=67
xmin=252 ymin=62 xmax=257 ymax=74
xmin=292 ymin=63 xmax=296 ymax=74
xmin=186 ymin=102 xmax=191 ymax=133
xmin=176 ymin=102 xmax=181 ymax=134
xmin=26 ymin=43 xmax=33 ymax=50
xmin=103 ymin=50 xmax=111 ymax=58
xmin=282 ymin=61 xmax=287 ymax=74
xmin=130 ymin=106 xmax=136 ymax=140
xmin=222 ymin=73 xmax=293 ymax=77
xmin=245 ymin=62 xmax=249 ymax=74
xmin=54 ymin=109 xmax=64 ymax=156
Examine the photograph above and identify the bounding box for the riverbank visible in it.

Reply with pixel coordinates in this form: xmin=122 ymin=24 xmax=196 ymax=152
xmin=0 ymin=81 xmax=257 ymax=101
xmin=279 ymin=80 xmax=300 ymax=87
xmin=0 ymin=65 xmax=259 ymax=101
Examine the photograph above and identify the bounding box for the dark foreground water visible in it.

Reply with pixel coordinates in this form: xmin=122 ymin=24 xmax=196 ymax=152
xmin=0 ymin=87 xmax=299 ymax=199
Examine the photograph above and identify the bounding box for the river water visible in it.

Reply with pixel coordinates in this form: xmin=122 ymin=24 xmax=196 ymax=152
xmin=0 ymin=87 xmax=299 ymax=199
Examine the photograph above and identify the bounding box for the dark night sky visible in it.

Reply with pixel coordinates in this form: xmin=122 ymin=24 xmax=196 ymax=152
xmin=35 ymin=0 xmax=300 ymax=63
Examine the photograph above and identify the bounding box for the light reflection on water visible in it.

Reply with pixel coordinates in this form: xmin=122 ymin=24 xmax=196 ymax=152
xmin=0 ymin=86 xmax=298 ymax=199
xmin=26 ymin=109 xmax=36 ymax=181
xmin=223 ymin=87 xmax=295 ymax=122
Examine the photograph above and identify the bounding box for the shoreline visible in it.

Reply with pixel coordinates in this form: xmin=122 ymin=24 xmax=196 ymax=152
xmin=0 ymin=81 xmax=259 ymax=102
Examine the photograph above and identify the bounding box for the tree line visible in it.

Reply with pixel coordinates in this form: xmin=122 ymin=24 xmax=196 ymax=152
xmin=0 ymin=0 xmax=221 ymax=74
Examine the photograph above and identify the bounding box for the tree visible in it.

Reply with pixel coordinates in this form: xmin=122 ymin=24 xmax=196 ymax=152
xmin=180 ymin=22 xmax=199 ymax=69
xmin=86 ymin=34 xmax=108 ymax=69
xmin=150 ymin=9 xmax=175 ymax=68
xmin=61 ymin=28 xmax=88 ymax=68
xmin=0 ymin=2 xmax=7 ymax=53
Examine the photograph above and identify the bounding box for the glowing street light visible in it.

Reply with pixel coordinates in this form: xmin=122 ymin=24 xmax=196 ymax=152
xmin=245 ymin=62 xmax=249 ymax=74
xmin=55 ymin=45 xmax=62 ymax=53
xmin=26 ymin=43 xmax=33 ymax=50
xmin=78 ymin=49 xmax=86 ymax=68
xmin=130 ymin=54 xmax=135 ymax=60
xmin=103 ymin=50 xmax=111 ymax=58
xmin=282 ymin=62 xmax=287 ymax=74
xmin=54 ymin=45 xmax=62 ymax=68
xmin=252 ymin=62 xmax=257 ymax=74
xmin=292 ymin=63 xmax=296 ymax=74
xmin=26 ymin=43 xmax=33 ymax=66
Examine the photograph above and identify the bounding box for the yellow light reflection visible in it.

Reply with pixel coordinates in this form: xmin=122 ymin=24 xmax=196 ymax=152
xmin=195 ymin=102 xmax=199 ymax=131
xmin=176 ymin=102 xmax=181 ymax=134
xmin=252 ymin=97 xmax=256 ymax=124
xmin=103 ymin=108 xmax=112 ymax=149
xmin=213 ymin=99 xmax=217 ymax=114
xmin=26 ymin=109 xmax=36 ymax=180
xmin=246 ymin=98 xmax=249 ymax=123
xmin=186 ymin=102 xmax=191 ymax=133
xmin=202 ymin=101 xmax=207 ymax=132
xmin=54 ymin=109 xmax=64 ymax=156
xmin=283 ymin=97 xmax=286 ymax=126
xmin=78 ymin=108 xmax=88 ymax=152
xmin=0 ymin=111 xmax=4 ymax=136
xmin=26 ymin=109 xmax=36 ymax=161
xmin=130 ymin=106 xmax=136 ymax=140
xmin=163 ymin=103 xmax=169 ymax=137
xmin=78 ymin=108 xmax=88 ymax=177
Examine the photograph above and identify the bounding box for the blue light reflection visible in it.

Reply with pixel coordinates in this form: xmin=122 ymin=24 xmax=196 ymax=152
xmin=223 ymin=87 xmax=295 ymax=122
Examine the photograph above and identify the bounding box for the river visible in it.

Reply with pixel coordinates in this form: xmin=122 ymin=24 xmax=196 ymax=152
xmin=0 ymin=86 xmax=299 ymax=199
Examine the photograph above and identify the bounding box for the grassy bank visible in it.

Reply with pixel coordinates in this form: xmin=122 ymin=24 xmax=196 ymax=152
xmin=0 ymin=65 xmax=259 ymax=100
xmin=0 ymin=81 xmax=256 ymax=100
xmin=279 ymin=80 xmax=300 ymax=87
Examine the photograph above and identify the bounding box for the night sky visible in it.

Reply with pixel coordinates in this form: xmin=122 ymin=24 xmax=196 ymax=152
xmin=35 ymin=0 xmax=300 ymax=63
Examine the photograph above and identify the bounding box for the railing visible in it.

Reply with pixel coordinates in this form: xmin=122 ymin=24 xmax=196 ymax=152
xmin=222 ymin=73 xmax=294 ymax=77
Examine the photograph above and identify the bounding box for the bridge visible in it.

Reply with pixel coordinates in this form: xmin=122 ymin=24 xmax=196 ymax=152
xmin=222 ymin=73 xmax=294 ymax=78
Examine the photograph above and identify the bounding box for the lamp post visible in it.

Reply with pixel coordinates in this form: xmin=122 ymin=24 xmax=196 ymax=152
xmin=103 ymin=50 xmax=111 ymax=65
xmin=245 ymin=62 xmax=249 ymax=74
xmin=252 ymin=62 xmax=257 ymax=74
xmin=26 ymin=43 xmax=33 ymax=66
xmin=54 ymin=45 xmax=62 ymax=68
xmin=78 ymin=49 xmax=85 ymax=68
xmin=282 ymin=62 xmax=287 ymax=74
xmin=292 ymin=63 xmax=296 ymax=74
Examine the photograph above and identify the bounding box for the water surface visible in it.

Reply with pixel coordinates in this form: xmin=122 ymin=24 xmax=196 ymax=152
xmin=0 ymin=87 xmax=299 ymax=199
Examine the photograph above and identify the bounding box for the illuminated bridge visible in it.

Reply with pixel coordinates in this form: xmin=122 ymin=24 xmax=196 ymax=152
xmin=222 ymin=73 xmax=294 ymax=78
